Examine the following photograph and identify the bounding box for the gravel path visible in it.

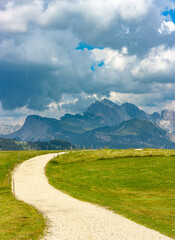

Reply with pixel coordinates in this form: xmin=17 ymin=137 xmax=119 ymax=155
xmin=12 ymin=153 xmax=173 ymax=240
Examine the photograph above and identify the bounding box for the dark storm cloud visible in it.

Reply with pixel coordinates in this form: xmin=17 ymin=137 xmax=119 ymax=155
xmin=0 ymin=62 xmax=57 ymax=110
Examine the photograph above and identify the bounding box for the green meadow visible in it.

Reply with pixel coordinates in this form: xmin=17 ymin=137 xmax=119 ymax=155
xmin=0 ymin=150 xmax=57 ymax=240
xmin=1 ymin=149 xmax=175 ymax=239
xmin=46 ymin=149 xmax=175 ymax=239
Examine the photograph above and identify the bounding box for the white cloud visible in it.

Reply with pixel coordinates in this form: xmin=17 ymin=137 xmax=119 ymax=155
xmin=163 ymin=100 xmax=175 ymax=111
xmin=0 ymin=0 xmax=44 ymax=32
xmin=92 ymin=47 xmax=136 ymax=71
xmin=0 ymin=0 xmax=153 ymax=33
xmin=159 ymin=20 xmax=175 ymax=34
xmin=108 ymin=90 xmax=174 ymax=114
xmin=132 ymin=46 xmax=175 ymax=79
xmin=109 ymin=91 xmax=162 ymax=106
xmin=75 ymin=0 xmax=153 ymax=25
xmin=0 ymin=29 xmax=79 ymax=66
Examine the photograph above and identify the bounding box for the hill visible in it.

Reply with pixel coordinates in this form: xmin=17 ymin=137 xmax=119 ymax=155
xmin=74 ymin=119 xmax=175 ymax=149
xmin=46 ymin=149 xmax=175 ymax=238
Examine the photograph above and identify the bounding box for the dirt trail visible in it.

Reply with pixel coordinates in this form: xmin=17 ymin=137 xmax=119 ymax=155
xmin=12 ymin=153 xmax=173 ymax=240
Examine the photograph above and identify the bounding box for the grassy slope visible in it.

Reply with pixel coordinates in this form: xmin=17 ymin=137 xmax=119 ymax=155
xmin=0 ymin=150 xmax=57 ymax=240
xmin=46 ymin=149 xmax=175 ymax=239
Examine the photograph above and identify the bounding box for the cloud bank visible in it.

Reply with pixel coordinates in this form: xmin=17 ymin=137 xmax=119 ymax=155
xmin=1 ymin=0 xmax=175 ymax=123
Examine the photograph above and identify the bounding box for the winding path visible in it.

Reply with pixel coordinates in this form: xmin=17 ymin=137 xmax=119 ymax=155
xmin=12 ymin=153 xmax=173 ymax=240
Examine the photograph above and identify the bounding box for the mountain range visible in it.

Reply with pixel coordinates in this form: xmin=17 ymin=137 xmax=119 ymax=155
xmin=1 ymin=99 xmax=175 ymax=149
xmin=0 ymin=124 xmax=21 ymax=135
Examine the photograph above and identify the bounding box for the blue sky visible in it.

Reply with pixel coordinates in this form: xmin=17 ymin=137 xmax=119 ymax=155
xmin=162 ymin=9 xmax=175 ymax=22
xmin=76 ymin=41 xmax=104 ymax=51
xmin=1 ymin=0 xmax=175 ymax=124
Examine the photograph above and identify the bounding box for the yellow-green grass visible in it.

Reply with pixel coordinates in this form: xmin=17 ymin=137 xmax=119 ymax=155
xmin=0 ymin=150 xmax=58 ymax=240
xmin=46 ymin=149 xmax=175 ymax=239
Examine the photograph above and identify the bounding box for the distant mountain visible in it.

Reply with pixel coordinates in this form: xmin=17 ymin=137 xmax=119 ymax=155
xmin=1 ymin=99 xmax=143 ymax=142
xmin=0 ymin=124 xmax=21 ymax=135
xmin=61 ymin=99 xmax=161 ymax=128
xmin=0 ymin=137 xmax=73 ymax=151
xmin=60 ymin=112 xmax=104 ymax=133
xmin=1 ymin=99 xmax=175 ymax=149
xmin=121 ymin=102 xmax=148 ymax=120
xmin=84 ymin=99 xmax=130 ymax=126
xmin=3 ymin=115 xmax=76 ymax=142
xmin=77 ymin=119 xmax=175 ymax=149
xmin=158 ymin=110 xmax=175 ymax=134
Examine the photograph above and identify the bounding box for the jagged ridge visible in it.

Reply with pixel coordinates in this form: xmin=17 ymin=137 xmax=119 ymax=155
xmin=1 ymin=99 xmax=175 ymax=149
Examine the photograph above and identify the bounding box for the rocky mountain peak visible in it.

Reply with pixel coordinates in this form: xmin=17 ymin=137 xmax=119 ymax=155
xmin=121 ymin=102 xmax=148 ymax=120
xmin=101 ymin=98 xmax=120 ymax=108
xmin=85 ymin=99 xmax=129 ymax=126
xmin=161 ymin=109 xmax=175 ymax=120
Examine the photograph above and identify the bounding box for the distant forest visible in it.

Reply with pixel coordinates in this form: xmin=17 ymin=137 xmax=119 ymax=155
xmin=0 ymin=138 xmax=74 ymax=151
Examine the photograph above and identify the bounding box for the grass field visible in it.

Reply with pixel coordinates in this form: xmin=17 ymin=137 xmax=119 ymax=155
xmin=0 ymin=150 xmax=58 ymax=240
xmin=46 ymin=149 xmax=175 ymax=239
